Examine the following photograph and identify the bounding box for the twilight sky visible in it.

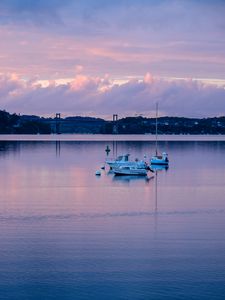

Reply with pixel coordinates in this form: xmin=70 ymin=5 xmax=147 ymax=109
xmin=0 ymin=0 xmax=225 ymax=118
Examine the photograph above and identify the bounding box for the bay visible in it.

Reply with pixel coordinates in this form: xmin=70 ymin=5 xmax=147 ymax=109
xmin=0 ymin=138 xmax=225 ymax=299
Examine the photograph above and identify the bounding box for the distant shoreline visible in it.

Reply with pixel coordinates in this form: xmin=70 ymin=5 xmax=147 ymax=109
xmin=1 ymin=110 xmax=225 ymax=135
xmin=0 ymin=134 xmax=225 ymax=142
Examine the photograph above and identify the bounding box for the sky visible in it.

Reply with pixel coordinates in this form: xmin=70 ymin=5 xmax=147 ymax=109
xmin=0 ymin=0 xmax=225 ymax=118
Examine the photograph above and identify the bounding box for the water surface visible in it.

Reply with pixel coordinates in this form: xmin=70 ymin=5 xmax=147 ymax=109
xmin=0 ymin=140 xmax=225 ymax=299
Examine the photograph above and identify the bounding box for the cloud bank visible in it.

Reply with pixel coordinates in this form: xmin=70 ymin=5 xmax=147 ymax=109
xmin=0 ymin=1 xmax=225 ymax=117
xmin=0 ymin=73 xmax=224 ymax=118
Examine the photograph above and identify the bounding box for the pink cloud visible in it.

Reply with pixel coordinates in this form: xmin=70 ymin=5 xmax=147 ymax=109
xmin=75 ymin=65 xmax=84 ymax=73
xmin=144 ymin=72 xmax=154 ymax=84
xmin=0 ymin=73 xmax=225 ymax=118
xmin=69 ymin=75 xmax=100 ymax=92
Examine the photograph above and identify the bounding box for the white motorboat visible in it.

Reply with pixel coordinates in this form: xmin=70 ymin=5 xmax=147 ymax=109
xmin=113 ymin=165 xmax=148 ymax=176
xmin=106 ymin=154 xmax=147 ymax=169
xmin=150 ymin=103 xmax=169 ymax=166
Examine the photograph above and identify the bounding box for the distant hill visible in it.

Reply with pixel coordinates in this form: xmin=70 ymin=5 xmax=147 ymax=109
xmin=0 ymin=110 xmax=225 ymax=134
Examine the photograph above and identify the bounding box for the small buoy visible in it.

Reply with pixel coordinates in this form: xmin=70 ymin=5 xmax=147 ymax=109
xmin=105 ymin=145 xmax=111 ymax=155
xmin=95 ymin=170 xmax=101 ymax=176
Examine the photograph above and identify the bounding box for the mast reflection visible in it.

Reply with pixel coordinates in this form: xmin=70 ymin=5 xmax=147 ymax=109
xmin=151 ymin=164 xmax=169 ymax=235
xmin=55 ymin=140 xmax=61 ymax=157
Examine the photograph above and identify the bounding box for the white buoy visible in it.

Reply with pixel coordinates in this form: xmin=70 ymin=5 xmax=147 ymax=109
xmin=95 ymin=170 xmax=101 ymax=176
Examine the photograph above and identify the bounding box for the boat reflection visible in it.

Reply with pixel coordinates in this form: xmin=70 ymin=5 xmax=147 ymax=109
xmin=112 ymin=174 xmax=154 ymax=183
xmin=150 ymin=164 xmax=169 ymax=172
xmin=153 ymin=163 xmax=169 ymax=234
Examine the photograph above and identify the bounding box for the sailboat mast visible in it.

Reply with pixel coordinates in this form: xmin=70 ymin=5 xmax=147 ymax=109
xmin=155 ymin=102 xmax=158 ymax=156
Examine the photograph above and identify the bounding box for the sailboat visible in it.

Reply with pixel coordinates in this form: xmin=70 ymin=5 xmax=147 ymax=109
xmin=150 ymin=103 xmax=169 ymax=165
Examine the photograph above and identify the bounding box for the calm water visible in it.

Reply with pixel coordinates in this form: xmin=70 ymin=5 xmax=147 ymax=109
xmin=0 ymin=139 xmax=225 ymax=299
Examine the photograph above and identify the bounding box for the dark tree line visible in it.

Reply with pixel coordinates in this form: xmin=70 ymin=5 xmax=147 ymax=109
xmin=0 ymin=110 xmax=51 ymax=134
xmin=1 ymin=109 xmax=225 ymax=134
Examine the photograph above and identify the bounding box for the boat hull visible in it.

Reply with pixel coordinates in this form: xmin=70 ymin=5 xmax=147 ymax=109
xmin=150 ymin=154 xmax=169 ymax=166
xmin=108 ymin=162 xmax=147 ymax=169
xmin=150 ymin=160 xmax=169 ymax=165
xmin=113 ymin=168 xmax=147 ymax=176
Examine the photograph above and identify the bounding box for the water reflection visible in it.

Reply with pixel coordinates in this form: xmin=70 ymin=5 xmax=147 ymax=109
xmin=112 ymin=140 xmax=118 ymax=157
xmin=107 ymin=170 xmax=114 ymax=175
xmin=151 ymin=164 xmax=169 ymax=236
xmin=55 ymin=140 xmax=61 ymax=157
xmin=0 ymin=140 xmax=225 ymax=300
xmin=150 ymin=164 xmax=169 ymax=172
xmin=112 ymin=174 xmax=154 ymax=183
xmin=0 ymin=141 xmax=21 ymax=155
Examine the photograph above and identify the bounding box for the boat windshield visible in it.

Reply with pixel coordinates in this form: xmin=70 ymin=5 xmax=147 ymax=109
xmin=116 ymin=156 xmax=123 ymax=161
xmin=116 ymin=155 xmax=129 ymax=161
